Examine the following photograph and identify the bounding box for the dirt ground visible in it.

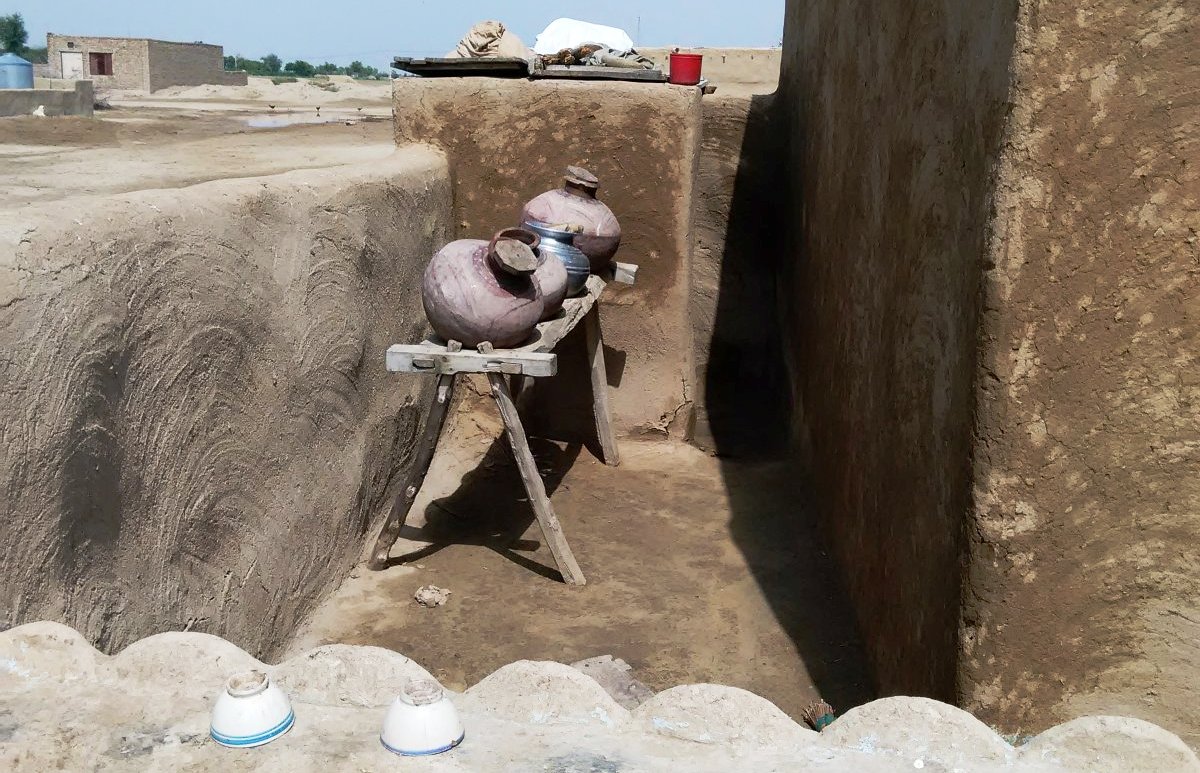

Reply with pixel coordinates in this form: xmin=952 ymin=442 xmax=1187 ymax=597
xmin=1 ymin=104 xmax=394 ymax=212
xmin=289 ymin=391 xmax=874 ymax=721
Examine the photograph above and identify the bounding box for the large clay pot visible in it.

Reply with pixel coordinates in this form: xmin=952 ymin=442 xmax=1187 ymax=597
xmin=523 ymin=220 xmax=590 ymax=298
xmin=421 ymin=230 xmax=543 ymax=348
xmin=520 ymin=166 xmax=621 ymax=271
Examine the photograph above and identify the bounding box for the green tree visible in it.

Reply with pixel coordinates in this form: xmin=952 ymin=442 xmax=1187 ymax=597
xmin=284 ymin=59 xmax=315 ymax=77
xmin=0 ymin=12 xmax=28 ymax=52
xmin=261 ymin=53 xmax=282 ymax=74
xmin=346 ymin=60 xmax=379 ymax=79
xmin=237 ymin=58 xmax=271 ymax=75
xmin=223 ymin=54 xmax=236 ymax=70
xmin=315 ymin=61 xmax=341 ymax=75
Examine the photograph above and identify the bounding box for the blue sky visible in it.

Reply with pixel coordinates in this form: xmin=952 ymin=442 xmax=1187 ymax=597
xmin=18 ymin=1 xmax=784 ymax=69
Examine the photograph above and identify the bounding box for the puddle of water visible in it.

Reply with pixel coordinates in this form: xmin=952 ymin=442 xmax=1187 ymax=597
xmin=244 ymin=113 xmax=355 ymax=128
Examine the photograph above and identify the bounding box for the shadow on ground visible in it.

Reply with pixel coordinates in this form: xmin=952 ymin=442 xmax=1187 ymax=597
xmin=389 ymin=437 xmax=581 ymax=582
xmin=704 ymin=92 xmax=876 ymax=712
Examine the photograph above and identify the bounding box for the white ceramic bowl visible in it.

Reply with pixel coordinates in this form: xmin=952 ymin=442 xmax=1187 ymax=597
xmin=210 ymin=670 xmax=294 ymax=748
xmin=380 ymin=679 xmax=464 ymax=756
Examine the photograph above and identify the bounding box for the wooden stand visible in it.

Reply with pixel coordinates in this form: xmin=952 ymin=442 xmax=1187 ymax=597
xmin=368 ymin=269 xmax=634 ymax=584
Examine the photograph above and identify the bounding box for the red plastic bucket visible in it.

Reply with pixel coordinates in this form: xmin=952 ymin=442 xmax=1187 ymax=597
xmin=668 ymin=53 xmax=703 ymax=86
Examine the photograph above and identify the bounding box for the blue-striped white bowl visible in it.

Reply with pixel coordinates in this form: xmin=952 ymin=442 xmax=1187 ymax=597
xmin=380 ymin=679 xmax=464 ymax=757
xmin=210 ymin=671 xmax=294 ymax=749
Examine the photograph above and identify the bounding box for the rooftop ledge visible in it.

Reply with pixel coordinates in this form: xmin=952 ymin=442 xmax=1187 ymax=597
xmin=2 ymin=621 xmax=1195 ymax=771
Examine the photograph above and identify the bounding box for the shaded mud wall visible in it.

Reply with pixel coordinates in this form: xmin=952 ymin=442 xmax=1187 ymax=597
xmin=693 ymin=90 xmax=873 ymax=712
xmin=0 ymin=149 xmax=451 ymax=658
xmin=393 ymin=80 xmax=701 ymax=439
xmin=966 ymin=1 xmax=1200 ymax=745
xmin=777 ymin=0 xmax=1018 ymax=698
xmin=690 ymin=93 xmax=790 ymax=455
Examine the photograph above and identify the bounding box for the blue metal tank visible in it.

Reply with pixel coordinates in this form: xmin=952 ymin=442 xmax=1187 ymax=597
xmin=0 ymin=52 xmax=34 ymax=89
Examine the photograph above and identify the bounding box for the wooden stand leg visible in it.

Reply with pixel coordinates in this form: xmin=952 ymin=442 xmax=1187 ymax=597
xmin=367 ymin=373 xmax=456 ymax=570
xmin=584 ymin=305 xmax=620 ymax=466
xmin=488 ymin=373 xmax=586 ymax=585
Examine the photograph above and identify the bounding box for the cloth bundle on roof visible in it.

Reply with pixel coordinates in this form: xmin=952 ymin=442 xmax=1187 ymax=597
xmin=446 ymin=20 xmax=532 ymax=59
xmin=540 ymin=45 xmax=656 ymax=70
xmin=586 ymin=47 xmax=656 ymax=69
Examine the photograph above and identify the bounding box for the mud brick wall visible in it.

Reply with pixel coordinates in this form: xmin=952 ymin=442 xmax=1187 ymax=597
xmin=147 ymin=40 xmax=247 ymax=91
xmin=46 ymin=35 xmax=245 ymax=92
xmin=47 ymin=35 xmax=151 ymax=91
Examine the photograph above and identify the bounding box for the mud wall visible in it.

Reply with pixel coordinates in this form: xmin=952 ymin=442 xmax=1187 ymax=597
xmin=146 ymin=40 xmax=247 ymax=91
xmin=393 ymin=80 xmax=701 ymax=439
xmin=779 ymin=0 xmax=1200 ymax=745
xmin=0 ymin=80 xmax=93 ymax=118
xmin=0 ymin=148 xmax=451 ymax=658
xmin=776 ymin=0 xmax=1018 ymax=699
xmin=966 ymin=1 xmax=1200 ymax=745
xmin=690 ymin=93 xmax=789 ymax=454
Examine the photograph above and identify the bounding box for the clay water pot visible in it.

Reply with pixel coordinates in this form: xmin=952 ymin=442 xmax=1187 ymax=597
xmin=493 ymin=226 xmax=567 ymax=321
xmin=520 ymin=166 xmax=621 ymax=271
xmin=421 ymin=230 xmax=543 ymax=348
xmin=523 ymin=220 xmax=590 ymax=298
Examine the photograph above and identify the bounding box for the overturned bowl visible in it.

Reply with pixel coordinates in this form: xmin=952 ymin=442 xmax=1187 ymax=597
xmin=210 ymin=670 xmax=294 ymax=748
xmin=380 ymin=678 xmax=464 ymax=756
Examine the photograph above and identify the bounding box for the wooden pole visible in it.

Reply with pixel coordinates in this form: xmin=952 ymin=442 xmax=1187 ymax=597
xmin=488 ymin=372 xmax=586 ymax=585
xmin=584 ymin=305 xmax=620 ymax=466
xmin=367 ymin=373 xmax=456 ymax=570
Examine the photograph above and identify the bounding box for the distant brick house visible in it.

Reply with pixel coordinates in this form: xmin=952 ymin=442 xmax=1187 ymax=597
xmin=46 ymin=34 xmax=248 ymax=91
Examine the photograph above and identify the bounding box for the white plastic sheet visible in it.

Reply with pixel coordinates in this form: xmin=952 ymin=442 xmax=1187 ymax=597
xmin=533 ymin=18 xmax=636 ymax=55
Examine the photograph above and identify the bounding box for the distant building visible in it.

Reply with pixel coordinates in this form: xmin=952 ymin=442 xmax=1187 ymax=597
xmin=46 ymin=34 xmax=248 ymax=91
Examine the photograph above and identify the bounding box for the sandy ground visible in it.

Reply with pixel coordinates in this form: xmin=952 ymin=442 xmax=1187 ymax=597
xmin=108 ymin=74 xmax=394 ymax=107
xmin=289 ymin=391 xmax=874 ymax=721
xmin=0 ymin=105 xmax=395 ymax=212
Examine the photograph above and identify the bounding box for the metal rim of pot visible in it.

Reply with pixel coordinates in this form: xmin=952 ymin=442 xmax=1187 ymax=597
xmin=522 ymin=219 xmax=584 ymax=242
